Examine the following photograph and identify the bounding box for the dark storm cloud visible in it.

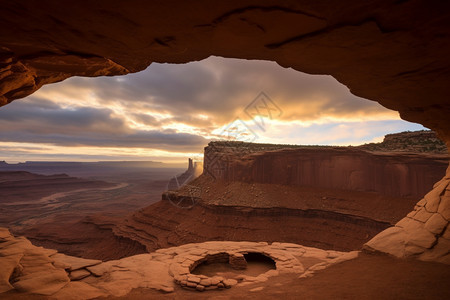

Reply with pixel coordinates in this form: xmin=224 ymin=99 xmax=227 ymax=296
xmin=0 ymin=98 xmax=207 ymax=152
xmin=0 ymin=97 xmax=128 ymax=134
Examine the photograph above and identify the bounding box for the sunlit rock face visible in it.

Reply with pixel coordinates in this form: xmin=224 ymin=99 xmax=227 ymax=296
xmin=0 ymin=1 xmax=449 ymax=261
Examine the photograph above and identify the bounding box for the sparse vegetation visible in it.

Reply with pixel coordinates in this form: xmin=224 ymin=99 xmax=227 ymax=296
xmin=358 ymin=130 xmax=447 ymax=154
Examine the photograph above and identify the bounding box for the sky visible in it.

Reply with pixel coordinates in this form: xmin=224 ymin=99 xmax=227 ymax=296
xmin=0 ymin=56 xmax=425 ymax=163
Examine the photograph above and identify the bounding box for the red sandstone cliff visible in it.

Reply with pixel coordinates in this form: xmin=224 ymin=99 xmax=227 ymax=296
xmin=204 ymin=143 xmax=448 ymax=200
xmin=111 ymin=142 xmax=448 ymax=253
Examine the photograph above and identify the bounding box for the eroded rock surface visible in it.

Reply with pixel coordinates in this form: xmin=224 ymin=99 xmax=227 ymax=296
xmin=0 ymin=1 xmax=449 ymax=145
xmin=0 ymin=227 xmax=358 ymax=298
xmin=203 ymin=142 xmax=448 ymax=199
xmin=0 ymin=1 xmax=449 ymax=265
xmin=364 ymin=171 xmax=450 ymax=264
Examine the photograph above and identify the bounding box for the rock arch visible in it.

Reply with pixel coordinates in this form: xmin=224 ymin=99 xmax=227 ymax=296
xmin=0 ymin=0 xmax=448 ymax=262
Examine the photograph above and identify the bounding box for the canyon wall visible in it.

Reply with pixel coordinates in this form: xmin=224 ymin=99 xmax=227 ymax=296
xmin=204 ymin=143 xmax=448 ymax=200
xmin=112 ymin=199 xmax=391 ymax=253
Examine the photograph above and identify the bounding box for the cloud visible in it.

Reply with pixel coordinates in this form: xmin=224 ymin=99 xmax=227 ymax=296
xmin=0 ymin=56 xmax=422 ymax=162
xmin=0 ymin=98 xmax=207 ymax=152
xmin=34 ymin=56 xmax=396 ymax=127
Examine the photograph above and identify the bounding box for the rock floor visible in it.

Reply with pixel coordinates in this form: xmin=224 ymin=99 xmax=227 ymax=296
xmin=0 ymin=227 xmax=358 ymax=299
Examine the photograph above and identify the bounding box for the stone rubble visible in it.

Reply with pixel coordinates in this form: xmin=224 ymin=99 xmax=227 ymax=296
xmin=0 ymin=227 xmax=359 ymax=298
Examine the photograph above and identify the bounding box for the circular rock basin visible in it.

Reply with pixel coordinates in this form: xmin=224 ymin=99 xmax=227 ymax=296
xmin=192 ymin=252 xmax=276 ymax=278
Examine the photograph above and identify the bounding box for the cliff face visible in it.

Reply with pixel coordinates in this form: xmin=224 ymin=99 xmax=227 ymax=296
xmin=110 ymin=143 xmax=447 ymax=254
xmin=112 ymin=199 xmax=390 ymax=253
xmin=204 ymin=144 xmax=448 ymax=200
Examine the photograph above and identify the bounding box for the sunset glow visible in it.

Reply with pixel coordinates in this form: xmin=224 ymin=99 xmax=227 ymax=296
xmin=0 ymin=56 xmax=425 ymax=163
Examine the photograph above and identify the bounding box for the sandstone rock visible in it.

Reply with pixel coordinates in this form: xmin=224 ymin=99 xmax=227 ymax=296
xmin=91 ymin=259 xmax=173 ymax=297
xmin=86 ymin=263 xmax=111 ymax=277
xmin=330 ymin=251 xmax=359 ymax=264
xmin=51 ymin=281 xmax=106 ymax=300
xmin=412 ymin=208 xmax=434 ymax=223
xmin=51 ymin=253 xmax=101 ymax=271
xmin=419 ymin=238 xmax=450 ymax=264
xmin=407 ymin=210 xmax=418 ymax=218
xmin=169 ymin=263 xmax=189 ymax=277
xmin=0 ymin=254 xmax=22 ymax=293
xmin=196 ymin=284 xmax=205 ymax=291
xmin=205 ymin=285 xmax=218 ymax=290
xmin=0 ymin=228 xmax=11 ymax=240
xmin=442 ymin=225 xmax=450 ymax=240
xmin=301 ymin=247 xmax=329 ymax=260
xmin=364 ymin=227 xmax=407 ymax=258
xmin=223 ymin=279 xmax=237 ymax=288
xmin=69 ymin=269 xmax=91 ymax=281
xmin=416 ymin=198 xmax=427 ymax=207
xmin=398 ymin=219 xmax=437 ymax=249
xmin=0 ymin=1 xmax=448 ymax=154
xmin=187 ymin=275 xmax=201 ymax=284
xmin=210 ymin=276 xmax=222 ymax=285
xmin=53 ymin=261 xmax=72 ymax=270
xmin=40 ymin=248 xmax=58 ymax=257
xmin=12 ymin=269 xmax=69 ymax=295
xmin=438 ymin=194 xmax=450 ymax=220
xmin=308 ymin=262 xmax=328 ymax=271
xmin=264 ymin=269 xmax=279 ymax=277
xmin=0 ymin=237 xmax=33 ymax=257
xmin=204 ymin=145 xmax=446 ymax=199
xmin=250 ymin=286 xmax=264 ymax=292
xmin=424 ymin=213 xmax=447 ymax=234
xmin=404 ymin=244 xmax=426 ymax=256
xmin=424 ymin=179 xmax=448 ymax=212
xmin=0 ymin=6 xmax=449 ymax=271
xmin=199 ymin=278 xmax=212 ymax=286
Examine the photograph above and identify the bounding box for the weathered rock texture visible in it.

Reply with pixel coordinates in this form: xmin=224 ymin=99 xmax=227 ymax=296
xmin=0 ymin=227 xmax=358 ymax=298
xmin=110 ymin=144 xmax=446 ymax=254
xmin=112 ymin=198 xmax=391 ymax=253
xmin=0 ymin=1 xmax=449 ymax=261
xmin=0 ymin=1 xmax=449 ymax=143
xmin=364 ymin=172 xmax=450 ymax=263
xmin=204 ymin=143 xmax=448 ymax=199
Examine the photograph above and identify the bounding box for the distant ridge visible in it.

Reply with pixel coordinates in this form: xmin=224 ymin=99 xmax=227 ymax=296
xmin=358 ymin=130 xmax=447 ymax=154
xmin=0 ymin=160 xmax=187 ymax=177
xmin=0 ymin=160 xmax=186 ymax=168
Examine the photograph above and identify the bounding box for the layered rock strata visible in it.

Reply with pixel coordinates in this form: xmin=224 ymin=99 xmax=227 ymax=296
xmin=113 ymin=198 xmax=391 ymax=253
xmin=204 ymin=143 xmax=448 ymax=199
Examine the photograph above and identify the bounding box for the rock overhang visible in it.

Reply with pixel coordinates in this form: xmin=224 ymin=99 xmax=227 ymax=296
xmin=0 ymin=0 xmax=449 ymax=146
xmin=0 ymin=0 xmax=449 ymax=264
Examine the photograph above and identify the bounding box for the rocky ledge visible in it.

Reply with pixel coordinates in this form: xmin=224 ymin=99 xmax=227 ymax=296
xmin=0 ymin=227 xmax=358 ymax=298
